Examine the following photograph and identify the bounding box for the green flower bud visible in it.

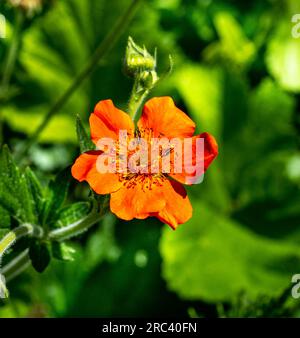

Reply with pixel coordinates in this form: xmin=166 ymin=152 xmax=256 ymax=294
xmin=139 ymin=70 xmax=159 ymax=90
xmin=124 ymin=37 xmax=156 ymax=77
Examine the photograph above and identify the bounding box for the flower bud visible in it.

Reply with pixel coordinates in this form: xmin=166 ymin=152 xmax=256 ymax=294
xmin=139 ymin=70 xmax=159 ymax=90
xmin=124 ymin=36 xmax=156 ymax=77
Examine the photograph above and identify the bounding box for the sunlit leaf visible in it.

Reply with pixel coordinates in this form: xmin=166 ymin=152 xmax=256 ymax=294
xmin=266 ymin=22 xmax=300 ymax=93
xmin=204 ymin=12 xmax=256 ymax=67
xmin=52 ymin=242 xmax=76 ymax=262
xmin=160 ymin=202 xmax=300 ymax=302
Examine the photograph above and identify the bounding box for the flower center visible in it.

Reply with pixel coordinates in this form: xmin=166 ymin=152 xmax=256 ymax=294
xmin=117 ymin=127 xmax=171 ymax=190
xmin=121 ymin=172 xmax=166 ymax=191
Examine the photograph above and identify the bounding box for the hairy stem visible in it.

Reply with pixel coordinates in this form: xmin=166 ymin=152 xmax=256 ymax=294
xmin=2 ymin=249 xmax=30 ymax=282
xmin=0 ymin=210 xmax=105 ymax=284
xmin=48 ymin=209 xmax=105 ymax=242
xmin=17 ymin=0 xmax=142 ymax=160
xmin=0 ymin=224 xmax=43 ymax=263
xmin=128 ymin=78 xmax=150 ymax=123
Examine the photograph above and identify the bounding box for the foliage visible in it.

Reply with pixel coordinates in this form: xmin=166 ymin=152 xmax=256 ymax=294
xmin=1 ymin=0 xmax=300 ymax=318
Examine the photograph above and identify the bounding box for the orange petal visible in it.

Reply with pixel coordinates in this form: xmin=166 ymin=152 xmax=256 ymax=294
xmin=170 ymin=132 xmax=218 ymax=185
xmin=155 ymin=180 xmax=192 ymax=229
xmin=90 ymin=99 xmax=134 ymax=144
xmin=71 ymin=151 xmax=122 ymax=194
xmin=110 ymin=178 xmax=166 ymax=221
xmin=138 ymin=97 xmax=195 ymax=138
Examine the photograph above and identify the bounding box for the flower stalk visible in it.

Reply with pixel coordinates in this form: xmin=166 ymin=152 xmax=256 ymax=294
xmin=127 ymin=77 xmax=151 ymax=122
xmin=0 ymin=224 xmax=43 ymax=262
xmin=2 ymin=249 xmax=30 ymax=282
xmin=0 ymin=224 xmax=43 ymax=295
xmin=48 ymin=209 xmax=105 ymax=242
xmin=125 ymin=37 xmax=159 ymax=122
xmin=0 ymin=206 xmax=107 ymax=288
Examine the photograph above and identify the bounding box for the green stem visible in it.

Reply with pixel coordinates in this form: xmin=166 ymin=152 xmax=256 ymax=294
xmin=0 ymin=224 xmax=43 ymax=262
xmin=128 ymin=78 xmax=150 ymax=123
xmin=17 ymin=0 xmax=142 ymax=160
xmin=0 ymin=203 xmax=107 ymax=289
xmin=2 ymin=249 xmax=30 ymax=282
xmin=0 ymin=210 xmax=105 ymax=284
xmin=48 ymin=210 xmax=105 ymax=242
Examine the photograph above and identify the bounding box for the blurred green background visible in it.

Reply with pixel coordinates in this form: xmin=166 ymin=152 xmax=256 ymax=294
xmin=1 ymin=0 xmax=300 ymax=317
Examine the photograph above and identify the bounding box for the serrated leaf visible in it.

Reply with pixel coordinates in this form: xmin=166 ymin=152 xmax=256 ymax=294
xmin=44 ymin=167 xmax=71 ymax=225
xmin=0 ymin=145 xmax=20 ymax=185
xmin=52 ymin=242 xmax=76 ymax=262
xmin=18 ymin=174 xmax=37 ymax=225
xmin=55 ymin=202 xmax=91 ymax=228
xmin=76 ymin=115 xmax=95 ymax=153
xmin=0 ymin=206 xmax=10 ymax=229
xmin=29 ymin=241 xmax=51 ymax=273
xmin=0 ymin=146 xmax=36 ymax=223
xmin=0 ymin=183 xmax=21 ymax=221
xmin=25 ymin=167 xmax=45 ymax=224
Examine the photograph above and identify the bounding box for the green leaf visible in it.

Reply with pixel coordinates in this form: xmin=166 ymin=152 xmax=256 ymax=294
xmin=0 ymin=206 xmax=11 ymax=229
xmin=0 ymin=146 xmax=36 ymax=224
xmin=223 ymin=78 xmax=297 ymax=205
xmin=29 ymin=241 xmax=51 ymax=273
xmin=3 ymin=107 xmax=78 ymax=143
xmin=173 ymin=64 xmax=231 ymax=212
xmin=52 ymin=242 xmax=76 ymax=262
xmin=160 ymin=202 xmax=300 ymax=302
xmin=24 ymin=167 xmax=45 ymax=224
xmin=173 ymin=64 xmax=222 ymax=138
xmin=76 ymin=115 xmax=95 ymax=153
xmin=0 ymin=183 xmax=21 ymax=219
xmin=266 ymin=21 xmax=300 ymax=93
xmin=218 ymin=286 xmax=295 ymax=318
xmin=44 ymin=167 xmax=71 ymax=225
xmin=204 ymin=12 xmax=256 ymax=67
xmin=2 ymin=0 xmax=136 ymax=143
xmin=0 ymin=145 xmax=19 ymax=184
xmin=18 ymin=173 xmax=37 ymax=225
xmin=55 ymin=202 xmax=91 ymax=228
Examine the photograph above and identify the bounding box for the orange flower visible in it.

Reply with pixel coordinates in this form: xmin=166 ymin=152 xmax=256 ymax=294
xmin=71 ymin=97 xmax=218 ymax=229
